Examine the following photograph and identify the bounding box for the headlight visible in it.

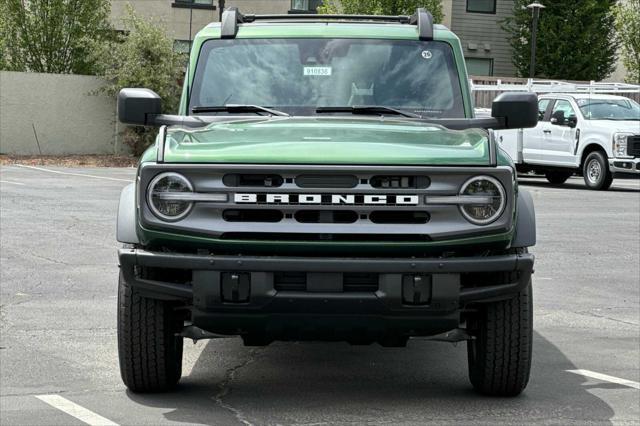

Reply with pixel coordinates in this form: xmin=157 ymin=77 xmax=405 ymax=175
xmin=147 ymin=172 xmax=194 ymax=221
xmin=459 ymin=176 xmax=506 ymax=225
xmin=613 ymin=133 xmax=632 ymax=158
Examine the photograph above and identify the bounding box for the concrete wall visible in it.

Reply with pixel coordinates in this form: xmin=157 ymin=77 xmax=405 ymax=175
xmin=0 ymin=71 xmax=121 ymax=155
xmin=450 ymin=0 xmax=516 ymax=77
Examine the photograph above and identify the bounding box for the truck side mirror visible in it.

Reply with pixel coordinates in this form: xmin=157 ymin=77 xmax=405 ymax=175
xmin=567 ymin=116 xmax=578 ymax=128
xmin=550 ymin=110 xmax=566 ymax=126
xmin=491 ymin=92 xmax=538 ymax=129
xmin=118 ymin=88 xmax=162 ymax=125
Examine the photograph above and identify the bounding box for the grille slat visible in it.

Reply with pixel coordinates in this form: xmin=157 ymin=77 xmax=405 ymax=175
xmin=273 ymin=272 xmax=379 ymax=292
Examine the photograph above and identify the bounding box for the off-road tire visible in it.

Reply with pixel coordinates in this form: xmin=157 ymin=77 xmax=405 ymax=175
xmin=467 ymin=279 xmax=533 ymax=396
xmin=118 ymin=272 xmax=183 ymax=392
xmin=583 ymin=151 xmax=613 ymax=190
xmin=544 ymin=171 xmax=571 ymax=185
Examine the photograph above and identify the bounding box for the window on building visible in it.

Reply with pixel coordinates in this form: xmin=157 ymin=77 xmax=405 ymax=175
xmin=289 ymin=0 xmax=322 ymax=13
xmin=465 ymin=57 xmax=493 ymax=76
xmin=467 ymin=0 xmax=496 ymax=14
xmin=172 ymin=0 xmax=216 ymax=10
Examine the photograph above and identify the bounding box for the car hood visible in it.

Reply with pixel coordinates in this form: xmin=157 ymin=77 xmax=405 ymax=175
xmin=159 ymin=117 xmax=491 ymax=166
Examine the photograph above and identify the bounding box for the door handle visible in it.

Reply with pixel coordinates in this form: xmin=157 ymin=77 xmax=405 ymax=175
xmin=543 ymin=130 xmax=552 ymax=134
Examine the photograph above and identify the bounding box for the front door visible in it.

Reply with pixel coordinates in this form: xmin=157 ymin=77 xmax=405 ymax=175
xmin=541 ymin=99 xmax=579 ymax=166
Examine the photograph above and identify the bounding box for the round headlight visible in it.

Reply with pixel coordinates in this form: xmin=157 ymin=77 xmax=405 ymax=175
xmin=459 ymin=176 xmax=506 ymax=225
xmin=147 ymin=172 xmax=194 ymax=221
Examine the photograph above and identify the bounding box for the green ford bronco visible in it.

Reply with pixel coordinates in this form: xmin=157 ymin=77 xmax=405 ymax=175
xmin=116 ymin=8 xmax=539 ymax=396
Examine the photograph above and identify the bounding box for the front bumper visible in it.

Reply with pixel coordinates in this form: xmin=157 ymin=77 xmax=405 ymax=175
xmin=119 ymin=249 xmax=534 ymax=341
xmin=609 ymin=157 xmax=640 ymax=176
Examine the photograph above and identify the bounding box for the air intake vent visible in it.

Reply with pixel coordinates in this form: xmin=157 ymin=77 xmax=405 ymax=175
xmin=223 ymin=209 xmax=283 ymax=222
xmin=221 ymin=233 xmax=431 ymax=242
xmin=295 ymin=174 xmax=358 ymax=188
xmin=343 ymin=273 xmax=379 ymax=292
xmin=223 ymin=174 xmax=283 ymax=187
xmin=294 ymin=210 xmax=358 ymax=224
xmin=370 ymin=175 xmax=430 ymax=188
xmin=369 ymin=211 xmax=429 ymax=224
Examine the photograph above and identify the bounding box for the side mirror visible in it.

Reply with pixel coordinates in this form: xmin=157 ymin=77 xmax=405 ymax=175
xmin=118 ymin=88 xmax=162 ymax=125
xmin=567 ymin=116 xmax=578 ymax=128
xmin=491 ymin=92 xmax=538 ymax=129
xmin=550 ymin=110 xmax=566 ymax=126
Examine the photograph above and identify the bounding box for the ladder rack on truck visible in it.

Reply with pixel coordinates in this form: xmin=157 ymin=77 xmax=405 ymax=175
xmin=470 ymin=78 xmax=640 ymax=95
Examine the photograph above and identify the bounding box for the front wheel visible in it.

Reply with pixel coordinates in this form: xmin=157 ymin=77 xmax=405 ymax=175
xmin=583 ymin=151 xmax=613 ymax=190
xmin=467 ymin=279 xmax=533 ymax=396
xmin=117 ymin=272 xmax=184 ymax=392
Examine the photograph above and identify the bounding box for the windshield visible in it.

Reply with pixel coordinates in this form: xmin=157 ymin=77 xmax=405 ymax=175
xmin=577 ymin=98 xmax=640 ymax=121
xmin=189 ymin=38 xmax=465 ymax=118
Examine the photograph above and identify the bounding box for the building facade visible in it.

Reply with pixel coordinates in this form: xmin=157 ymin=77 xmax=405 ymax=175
xmin=446 ymin=0 xmax=516 ymax=77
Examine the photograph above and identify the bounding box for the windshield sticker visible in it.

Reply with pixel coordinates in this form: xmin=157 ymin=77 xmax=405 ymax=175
xmin=304 ymin=66 xmax=332 ymax=76
xmin=421 ymin=50 xmax=433 ymax=59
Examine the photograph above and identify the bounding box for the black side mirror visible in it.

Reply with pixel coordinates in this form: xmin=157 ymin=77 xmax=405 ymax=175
xmin=118 ymin=88 xmax=162 ymax=125
xmin=567 ymin=116 xmax=578 ymax=128
xmin=550 ymin=110 xmax=566 ymax=126
xmin=491 ymin=92 xmax=538 ymax=129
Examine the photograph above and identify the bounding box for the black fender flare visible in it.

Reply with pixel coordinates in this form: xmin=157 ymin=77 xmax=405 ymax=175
xmin=116 ymin=183 xmax=139 ymax=244
xmin=512 ymin=189 xmax=536 ymax=248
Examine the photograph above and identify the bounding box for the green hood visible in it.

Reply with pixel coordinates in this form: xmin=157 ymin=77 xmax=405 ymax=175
xmin=157 ymin=117 xmax=491 ymax=165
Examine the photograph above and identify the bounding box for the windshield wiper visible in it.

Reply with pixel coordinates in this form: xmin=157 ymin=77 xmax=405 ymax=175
xmin=192 ymin=104 xmax=289 ymax=117
xmin=316 ymin=105 xmax=422 ymax=119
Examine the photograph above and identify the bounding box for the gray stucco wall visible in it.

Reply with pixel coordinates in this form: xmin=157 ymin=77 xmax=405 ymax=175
xmin=0 ymin=71 xmax=122 ymax=155
xmin=450 ymin=0 xmax=516 ymax=77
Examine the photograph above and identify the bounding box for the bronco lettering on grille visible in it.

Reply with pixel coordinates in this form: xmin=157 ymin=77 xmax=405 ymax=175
xmin=234 ymin=193 xmax=419 ymax=205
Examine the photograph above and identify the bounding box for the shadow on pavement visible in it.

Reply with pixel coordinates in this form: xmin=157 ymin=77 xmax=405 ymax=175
xmin=518 ymin=180 xmax=639 ymax=193
xmin=127 ymin=332 xmax=620 ymax=425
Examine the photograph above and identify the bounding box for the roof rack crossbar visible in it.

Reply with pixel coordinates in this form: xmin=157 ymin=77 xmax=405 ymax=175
xmin=218 ymin=7 xmax=434 ymax=40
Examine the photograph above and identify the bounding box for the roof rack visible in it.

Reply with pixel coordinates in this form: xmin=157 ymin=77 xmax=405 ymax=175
xmin=220 ymin=7 xmax=433 ymax=40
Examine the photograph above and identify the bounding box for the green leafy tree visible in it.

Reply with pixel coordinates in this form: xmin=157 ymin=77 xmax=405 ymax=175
xmin=614 ymin=0 xmax=640 ymax=84
xmin=504 ymin=0 xmax=619 ymax=81
xmin=93 ymin=6 xmax=186 ymax=155
xmin=0 ymin=0 xmax=112 ymax=74
xmin=318 ymin=0 xmax=443 ymax=24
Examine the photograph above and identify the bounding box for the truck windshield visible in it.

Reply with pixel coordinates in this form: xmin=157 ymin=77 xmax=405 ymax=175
xmin=577 ymin=98 xmax=640 ymax=121
xmin=189 ymin=38 xmax=465 ymax=118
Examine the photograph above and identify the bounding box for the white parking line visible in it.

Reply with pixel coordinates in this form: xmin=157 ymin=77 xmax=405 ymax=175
xmin=35 ymin=395 xmax=119 ymax=426
xmin=567 ymin=369 xmax=640 ymax=390
xmin=14 ymin=164 xmax=133 ymax=183
xmin=0 ymin=180 xmax=26 ymax=186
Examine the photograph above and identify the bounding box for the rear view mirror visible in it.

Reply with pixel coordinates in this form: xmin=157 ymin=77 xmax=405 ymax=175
xmin=118 ymin=88 xmax=162 ymax=126
xmin=491 ymin=92 xmax=538 ymax=129
xmin=550 ymin=110 xmax=566 ymax=126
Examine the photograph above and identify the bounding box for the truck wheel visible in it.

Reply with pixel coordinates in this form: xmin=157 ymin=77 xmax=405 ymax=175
xmin=117 ymin=272 xmax=183 ymax=392
xmin=583 ymin=151 xmax=613 ymax=190
xmin=544 ymin=171 xmax=571 ymax=185
xmin=467 ymin=279 xmax=533 ymax=396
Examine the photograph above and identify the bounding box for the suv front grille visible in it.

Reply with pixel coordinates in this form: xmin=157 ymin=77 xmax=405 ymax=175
xmin=628 ymin=136 xmax=640 ymax=157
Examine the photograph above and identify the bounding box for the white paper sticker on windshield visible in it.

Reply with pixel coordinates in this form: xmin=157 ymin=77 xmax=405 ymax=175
xmin=304 ymin=66 xmax=332 ymax=76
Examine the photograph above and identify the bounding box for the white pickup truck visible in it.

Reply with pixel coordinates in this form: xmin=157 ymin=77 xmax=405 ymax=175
xmin=495 ymin=93 xmax=640 ymax=190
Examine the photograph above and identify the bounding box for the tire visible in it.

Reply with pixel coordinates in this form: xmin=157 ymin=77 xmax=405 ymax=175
xmin=467 ymin=279 xmax=533 ymax=397
xmin=117 ymin=272 xmax=183 ymax=392
xmin=583 ymin=151 xmax=613 ymax=190
xmin=544 ymin=171 xmax=571 ymax=185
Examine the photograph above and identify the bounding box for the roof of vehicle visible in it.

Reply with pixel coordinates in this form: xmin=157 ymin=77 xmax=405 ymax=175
xmin=540 ymin=93 xmax=635 ymax=101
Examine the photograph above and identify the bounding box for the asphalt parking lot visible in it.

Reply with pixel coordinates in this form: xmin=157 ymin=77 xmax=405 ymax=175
xmin=1 ymin=165 xmax=638 ymax=425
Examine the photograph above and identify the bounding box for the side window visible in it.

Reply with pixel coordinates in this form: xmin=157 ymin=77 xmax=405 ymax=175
xmin=551 ymin=100 xmax=576 ymax=119
xmin=538 ymin=99 xmax=551 ymax=121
